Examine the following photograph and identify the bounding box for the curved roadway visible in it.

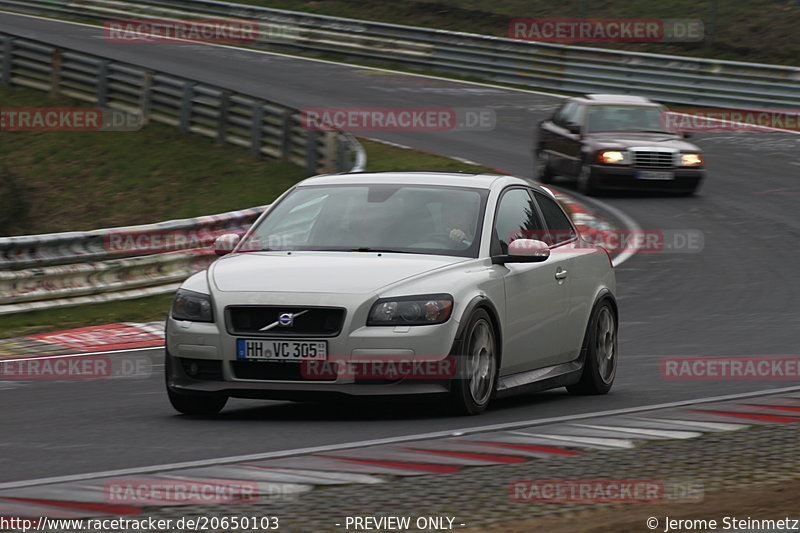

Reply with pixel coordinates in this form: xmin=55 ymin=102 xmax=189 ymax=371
xmin=1 ymin=13 xmax=799 ymax=484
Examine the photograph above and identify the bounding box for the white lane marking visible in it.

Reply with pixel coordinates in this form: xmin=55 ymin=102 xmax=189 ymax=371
xmin=627 ymin=417 xmax=746 ymax=431
xmin=508 ymin=432 xmax=635 ymax=448
xmin=570 ymin=191 xmax=644 ymax=267
xmin=2 ymin=384 xmax=800 ymax=490
xmin=0 ymin=346 xmax=163 ymax=363
xmin=571 ymin=424 xmax=701 ymax=439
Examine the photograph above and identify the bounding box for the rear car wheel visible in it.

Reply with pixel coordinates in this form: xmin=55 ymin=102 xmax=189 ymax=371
xmin=534 ymin=149 xmax=554 ymax=184
xmin=567 ymin=301 xmax=617 ymax=395
xmin=448 ymin=309 xmax=498 ymax=415
xmin=577 ymin=164 xmax=598 ymax=196
xmin=166 ymin=354 xmax=228 ymax=415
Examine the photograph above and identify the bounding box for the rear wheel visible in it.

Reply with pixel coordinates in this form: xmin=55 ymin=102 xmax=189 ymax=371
xmin=567 ymin=301 xmax=617 ymax=395
xmin=448 ymin=309 xmax=498 ymax=415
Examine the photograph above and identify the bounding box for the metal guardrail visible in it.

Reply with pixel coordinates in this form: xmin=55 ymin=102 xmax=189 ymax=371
xmin=0 ymin=30 xmax=365 ymax=313
xmin=0 ymin=32 xmax=363 ymax=174
xmin=1 ymin=0 xmax=798 ymax=108
xmin=0 ymin=206 xmax=267 ymax=315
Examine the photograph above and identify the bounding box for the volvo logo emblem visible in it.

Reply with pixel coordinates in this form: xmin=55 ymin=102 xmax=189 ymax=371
xmin=259 ymin=310 xmax=309 ymax=332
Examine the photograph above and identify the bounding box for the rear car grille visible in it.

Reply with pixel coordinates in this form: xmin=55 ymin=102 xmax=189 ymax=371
xmin=179 ymin=358 xmax=223 ymax=380
xmin=633 ymin=151 xmax=675 ymax=169
xmin=226 ymin=306 xmax=346 ymax=337
xmin=231 ymin=361 xmax=337 ymax=381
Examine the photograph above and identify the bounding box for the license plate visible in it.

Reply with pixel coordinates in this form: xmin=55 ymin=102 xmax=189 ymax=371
xmin=236 ymin=339 xmax=327 ymax=361
xmin=637 ymin=170 xmax=674 ymax=180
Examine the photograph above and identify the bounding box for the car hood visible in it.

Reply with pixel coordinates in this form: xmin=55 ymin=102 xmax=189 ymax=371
xmin=210 ymin=251 xmax=466 ymax=294
xmin=584 ymin=133 xmax=699 ymax=151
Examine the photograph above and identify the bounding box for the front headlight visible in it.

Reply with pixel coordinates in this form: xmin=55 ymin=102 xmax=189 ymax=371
xmin=680 ymin=153 xmax=704 ymax=166
xmin=597 ymin=150 xmax=630 ymax=164
xmin=171 ymin=289 xmax=214 ymax=322
xmin=367 ymin=294 xmax=453 ymax=326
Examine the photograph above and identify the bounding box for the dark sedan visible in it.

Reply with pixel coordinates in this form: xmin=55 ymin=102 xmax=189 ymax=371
xmin=534 ymin=94 xmax=705 ymax=195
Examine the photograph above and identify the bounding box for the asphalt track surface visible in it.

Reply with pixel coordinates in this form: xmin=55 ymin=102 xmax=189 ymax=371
xmin=1 ymin=13 xmax=799 ymax=485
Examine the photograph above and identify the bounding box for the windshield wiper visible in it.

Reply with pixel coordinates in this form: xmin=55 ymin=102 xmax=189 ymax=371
xmin=347 ymin=247 xmax=414 ymax=253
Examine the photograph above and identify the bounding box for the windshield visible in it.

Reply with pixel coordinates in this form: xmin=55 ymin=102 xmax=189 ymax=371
xmin=240 ymin=184 xmax=488 ymax=258
xmin=586 ymin=105 xmax=668 ymax=133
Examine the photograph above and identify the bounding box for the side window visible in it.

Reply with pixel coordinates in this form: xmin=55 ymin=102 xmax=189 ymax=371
xmin=533 ymin=191 xmax=577 ymax=245
xmin=562 ymin=103 xmax=584 ymax=127
xmin=553 ymin=102 xmax=575 ymax=126
xmin=493 ymin=189 xmax=545 ymax=254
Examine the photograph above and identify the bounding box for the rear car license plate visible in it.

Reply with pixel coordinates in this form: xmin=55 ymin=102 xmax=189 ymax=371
xmin=236 ymin=339 xmax=327 ymax=361
xmin=637 ymin=170 xmax=674 ymax=180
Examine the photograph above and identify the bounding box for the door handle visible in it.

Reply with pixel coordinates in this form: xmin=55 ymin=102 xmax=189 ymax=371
xmin=555 ymin=268 xmax=568 ymax=280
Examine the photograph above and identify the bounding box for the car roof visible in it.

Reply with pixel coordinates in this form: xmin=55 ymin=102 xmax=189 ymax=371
xmin=573 ymin=94 xmax=659 ymax=106
xmin=297 ymin=171 xmax=533 ymax=191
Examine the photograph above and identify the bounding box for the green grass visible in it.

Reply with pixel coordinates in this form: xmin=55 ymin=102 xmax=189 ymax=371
xmin=233 ymin=0 xmax=800 ymax=65
xmin=0 ymin=87 xmax=494 ymax=338
xmin=0 ymin=294 xmax=175 ymax=339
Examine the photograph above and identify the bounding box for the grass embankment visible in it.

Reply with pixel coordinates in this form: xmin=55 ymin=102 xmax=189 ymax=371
xmin=236 ymin=0 xmax=799 ymax=65
xmin=0 ymin=87 xmax=494 ymax=338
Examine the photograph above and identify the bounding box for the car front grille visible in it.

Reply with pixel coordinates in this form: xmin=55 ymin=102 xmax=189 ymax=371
xmin=226 ymin=306 xmax=346 ymax=337
xmin=633 ymin=151 xmax=675 ymax=169
xmin=231 ymin=361 xmax=337 ymax=381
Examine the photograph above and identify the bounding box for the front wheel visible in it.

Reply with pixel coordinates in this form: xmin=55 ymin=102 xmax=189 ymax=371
xmin=534 ymin=149 xmax=554 ymax=184
xmin=577 ymin=164 xmax=599 ymax=196
xmin=567 ymin=301 xmax=617 ymax=395
xmin=448 ymin=309 xmax=498 ymax=415
xmin=165 ymin=354 xmax=228 ymax=415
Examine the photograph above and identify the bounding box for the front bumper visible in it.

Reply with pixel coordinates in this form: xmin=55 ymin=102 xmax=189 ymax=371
xmin=165 ymin=311 xmax=459 ymax=399
xmin=590 ymin=165 xmax=704 ymax=192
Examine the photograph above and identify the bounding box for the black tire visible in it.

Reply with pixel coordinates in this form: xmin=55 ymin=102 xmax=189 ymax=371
xmin=448 ymin=309 xmax=499 ymax=415
xmin=566 ymin=300 xmax=617 ymax=395
xmin=577 ymin=164 xmax=599 ymax=196
xmin=534 ymin=149 xmax=554 ymax=184
xmin=165 ymin=355 xmax=227 ymax=415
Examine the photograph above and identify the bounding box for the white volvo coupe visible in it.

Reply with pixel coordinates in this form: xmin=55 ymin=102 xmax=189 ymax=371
xmin=165 ymin=172 xmax=617 ymax=415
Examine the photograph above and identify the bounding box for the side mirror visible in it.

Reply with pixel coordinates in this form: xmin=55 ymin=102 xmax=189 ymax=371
xmin=214 ymin=233 xmax=240 ymax=256
xmin=492 ymin=239 xmax=550 ymax=264
xmin=566 ymin=123 xmax=581 ymax=135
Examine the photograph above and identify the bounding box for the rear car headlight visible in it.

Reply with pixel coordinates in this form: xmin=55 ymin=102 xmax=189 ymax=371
xmin=680 ymin=153 xmax=704 ymax=166
xmin=171 ymin=289 xmax=214 ymax=323
xmin=367 ymin=294 xmax=453 ymax=326
xmin=597 ymin=150 xmax=630 ymax=164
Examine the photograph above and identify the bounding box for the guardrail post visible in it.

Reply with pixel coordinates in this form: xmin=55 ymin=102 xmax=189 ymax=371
xmin=280 ymin=111 xmax=293 ymax=160
xmin=96 ymin=60 xmax=109 ymax=106
xmin=217 ymin=91 xmax=230 ymax=144
xmin=139 ymin=71 xmax=153 ymax=125
xmin=304 ymin=130 xmax=319 ymax=176
xmin=179 ymin=82 xmax=194 ymax=133
xmin=250 ymin=102 xmax=264 ymax=159
xmin=1 ymin=37 xmax=12 ymax=86
xmin=50 ymin=49 xmax=63 ymax=98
